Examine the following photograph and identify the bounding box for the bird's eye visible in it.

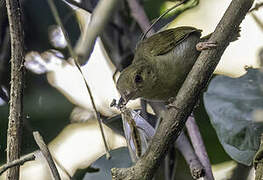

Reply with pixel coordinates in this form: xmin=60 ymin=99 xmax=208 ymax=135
xmin=134 ymin=74 xmax=143 ymax=84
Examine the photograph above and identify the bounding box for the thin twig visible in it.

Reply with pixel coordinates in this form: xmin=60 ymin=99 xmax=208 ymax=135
xmin=0 ymin=154 xmax=35 ymax=175
xmin=111 ymin=0 xmax=254 ymax=179
xmin=47 ymin=0 xmax=111 ymax=159
xmin=5 ymin=0 xmax=25 ymax=178
xmin=126 ymin=0 xmax=154 ymax=37
xmin=33 ymin=131 xmax=61 ymax=180
xmin=186 ymin=115 xmax=214 ymax=180
xmin=141 ymin=0 xmax=187 ymax=40
xmin=175 ymin=132 xmax=205 ymax=179
xmin=74 ymin=0 xmax=119 ymax=65
xmin=249 ymin=2 xmax=263 ymax=12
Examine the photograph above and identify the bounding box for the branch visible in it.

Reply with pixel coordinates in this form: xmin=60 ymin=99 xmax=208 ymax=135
xmin=111 ymin=0 xmax=254 ymax=179
xmin=126 ymin=0 xmax=154 ymax=37
xmin=249 ymin=2 xmax=263 ymax=12
xmin=0 ymin=154 xmax=35 ymax=175
xmin=33 ymin=131 xmax=61 ymax=180
xmin=74 ymin=0 xmax=119 ymax=65
xmin=175 ymin=132 xmax=204 ymax=179
xmin=186 ymin=115 xmax=214 ymax=180
xmin=5 ymin=0 xmax=25 ymax=178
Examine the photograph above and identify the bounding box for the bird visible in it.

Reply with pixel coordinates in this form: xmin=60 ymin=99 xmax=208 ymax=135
xmin=116 ymin=26 xmax=217 ymax=106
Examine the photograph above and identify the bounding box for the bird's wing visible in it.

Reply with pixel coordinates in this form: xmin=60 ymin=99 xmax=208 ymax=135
xmin=141 ymin=26 xmax=202 ymax=57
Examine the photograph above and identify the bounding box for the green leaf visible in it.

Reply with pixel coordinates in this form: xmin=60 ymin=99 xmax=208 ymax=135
xmin=204 ymin=68 xmax=263 ymax=165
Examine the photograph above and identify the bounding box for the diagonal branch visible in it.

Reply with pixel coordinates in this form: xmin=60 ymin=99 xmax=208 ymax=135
xmin=126 ymin=0 xmax=154 ymax=36
xmin=74 ymin=0 xmax=119 ymax=65
xmin=0 ymin=154 xmax=35 ymax=175
xmin=111 ymin=0 xmax=254 ymax=179
xmin=186 ymin=116 xmax=214 ymax=180
xmin=33 ymin=131 xmax=61 ymax=180
xmin=175 ymin=132 xmax=204 ymax=179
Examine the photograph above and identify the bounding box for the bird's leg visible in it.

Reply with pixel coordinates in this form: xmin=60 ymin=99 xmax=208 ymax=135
xmin=166 ymin=97 xmax=183 ymax=112
xmin=196 ymin=41 xmax=217 ymax=51
xmin=166 ymin=97 xmax=176 ymax=108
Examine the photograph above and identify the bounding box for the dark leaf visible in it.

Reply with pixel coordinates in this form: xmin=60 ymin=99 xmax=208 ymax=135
xmin=204 ymin=68 xmax=263 ymax=165
xmin=83 ymin=147 xmax=132 ymax=180
xmin=72 ymin=166 xmax=99 ymax=179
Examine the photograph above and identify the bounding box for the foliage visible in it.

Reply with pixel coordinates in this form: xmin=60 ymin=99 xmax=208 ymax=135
xmin=204 ymin=68 xmax=263 ymax=165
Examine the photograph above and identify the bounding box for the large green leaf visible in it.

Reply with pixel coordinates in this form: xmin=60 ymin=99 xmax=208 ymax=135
xmin=204 ymin=68 xmax=263 ymax=165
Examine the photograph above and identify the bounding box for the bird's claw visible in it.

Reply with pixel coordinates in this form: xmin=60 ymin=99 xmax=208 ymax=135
xmin=110 ymin=99 xmax=118 ymax=108
xmin=166 ymin=97 xmax=182 ymax=111
xmin=196 ymin=41 xmax=217 ymax=51
xmin=166 ymin=103 xmax=183 ymax=112
xmin=110 ymin=98 xmax=126 ymax=111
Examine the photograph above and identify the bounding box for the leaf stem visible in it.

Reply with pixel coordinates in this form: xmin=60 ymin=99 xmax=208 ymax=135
xmin=47 ymin=0 xmax=111 ymax=159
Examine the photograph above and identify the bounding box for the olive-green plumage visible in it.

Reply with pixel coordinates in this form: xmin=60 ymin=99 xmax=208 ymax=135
xmin=117 ymin=26 xmax=203 ymax=104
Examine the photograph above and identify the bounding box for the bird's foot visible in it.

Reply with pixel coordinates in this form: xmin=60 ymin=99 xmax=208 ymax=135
xmin=166 ymin=104 xmax=182 ymax=112
xmin=167 ymin=97 xmax=176 ymax=104
xmin=196 ymin=41 xmax=217 ymax=51
xmin=166 ymin=97 xmax=182 ymax=112
xmin=110 ymin=98 xmax=126 ymax=110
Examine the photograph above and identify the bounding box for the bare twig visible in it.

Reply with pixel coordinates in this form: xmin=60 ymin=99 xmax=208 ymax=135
xmin=186 ymin=115 xmax=214 ymax=180
xmin=33 ymin=131 xmax=61 ymax=180
xmin=175 ymin=132 xmax=204 ymax=179
xmin=0 ymin=154 xmax=35 ymax=175
xmin=5 ymin=0 xmax=25 ymax=178
xmin=47 ymin=0 xmax=111 ymax=159
xmin=74 ymin=0 xmax=119 ymax=65
xmin=126 ymin=0 xmax=154 ymax=37
xmin=111 ymin=0 xmax=254 ymax=179
xmin=141 ymin=0 xmax=187 ymax=40
xmin=249 ymin=2 xmax=263 ymax=12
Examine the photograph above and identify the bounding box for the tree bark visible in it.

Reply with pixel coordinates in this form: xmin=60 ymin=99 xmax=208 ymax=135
xmin=5 ymin=0 xmax=24 ymax=179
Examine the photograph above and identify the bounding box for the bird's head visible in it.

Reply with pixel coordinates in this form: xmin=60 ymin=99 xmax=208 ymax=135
xmin=116 ymin=62 xmax=157 ymax=105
